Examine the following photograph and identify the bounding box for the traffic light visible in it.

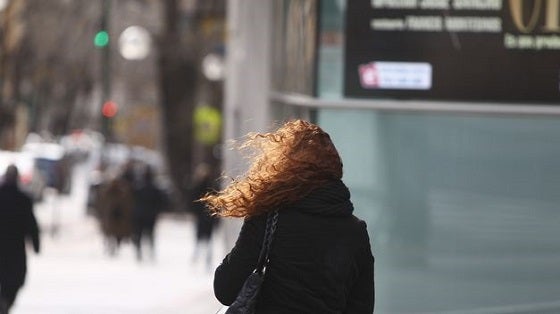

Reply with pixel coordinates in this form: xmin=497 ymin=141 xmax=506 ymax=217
xmin=94 ymin=30 xmax=109 ymax=48
xmin=101 ymin=100 xmax=118 ymax=118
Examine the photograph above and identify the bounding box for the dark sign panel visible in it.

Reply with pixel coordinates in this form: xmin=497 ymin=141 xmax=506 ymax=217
xmin=344 ymin=0 xmax=560 ymax=104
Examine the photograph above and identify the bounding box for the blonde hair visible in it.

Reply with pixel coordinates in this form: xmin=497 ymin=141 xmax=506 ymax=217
xmin=201 ymin=119 xmax=342 ymax=217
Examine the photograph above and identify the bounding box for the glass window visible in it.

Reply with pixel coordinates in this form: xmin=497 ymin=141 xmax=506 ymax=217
xmin=271 ymin=0 xmax=317 ymax=95
xmin=316 ymin=0 xmax=345 ymax=99
xmin=274 ymin=1 xmax=560 ymax=311
xmin=319 ymin=108 xmax=560 ymax=313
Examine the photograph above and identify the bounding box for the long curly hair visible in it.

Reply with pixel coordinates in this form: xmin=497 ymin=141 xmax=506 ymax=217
xmin=201 ymin=119 xmax=343 ymax=218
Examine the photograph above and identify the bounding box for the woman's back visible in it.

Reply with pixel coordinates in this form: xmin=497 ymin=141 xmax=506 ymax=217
xmin=214 ymin=180 xmax=374 ymax=313
xmin=206 ymin=120 xmax=374 ymax=313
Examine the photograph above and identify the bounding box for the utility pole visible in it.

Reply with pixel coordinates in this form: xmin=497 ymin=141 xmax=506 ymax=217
xmin=96 ymin=0 xmax=112 ymax=140
xmin=0 ymin=0 xmax=8 ymax=107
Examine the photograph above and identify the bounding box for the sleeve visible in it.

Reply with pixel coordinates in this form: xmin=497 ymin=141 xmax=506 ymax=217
xmin=344 ymin=222 xmax=375 ymax=314
xmin=25 ymin=198 xmax=41 ymax=254
xmin=213 ymin=214 xmax=266 ymax=305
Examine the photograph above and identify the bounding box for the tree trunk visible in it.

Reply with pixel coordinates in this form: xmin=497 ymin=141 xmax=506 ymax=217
xmin=158 ymin=0 xmax=199 ymax=208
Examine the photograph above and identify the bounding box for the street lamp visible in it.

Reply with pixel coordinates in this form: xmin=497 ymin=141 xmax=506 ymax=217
xmin=202 ymin=53 xmax=225 ymax=82
xmin=118 ymin=25 xmax=151 ymax=60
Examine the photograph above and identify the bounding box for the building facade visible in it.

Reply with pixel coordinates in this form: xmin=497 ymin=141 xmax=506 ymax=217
xmin=225 ymin=1 xmax=560 ymax=312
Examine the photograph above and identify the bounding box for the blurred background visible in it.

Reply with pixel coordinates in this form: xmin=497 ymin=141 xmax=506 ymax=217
xmin=2 ymin=0 xmax=560 ymax=313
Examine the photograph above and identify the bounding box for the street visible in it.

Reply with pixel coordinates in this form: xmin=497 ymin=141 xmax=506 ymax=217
xmin=10 ymin=164 xmax=225 ymax=314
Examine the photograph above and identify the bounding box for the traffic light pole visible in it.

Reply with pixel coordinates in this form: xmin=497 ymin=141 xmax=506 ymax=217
xmin=100 ymin=0 xmax=112 ymax=140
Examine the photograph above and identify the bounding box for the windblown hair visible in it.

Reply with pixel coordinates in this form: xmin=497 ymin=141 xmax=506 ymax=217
xmin=201 ymin=119 xmax=343 ymax=218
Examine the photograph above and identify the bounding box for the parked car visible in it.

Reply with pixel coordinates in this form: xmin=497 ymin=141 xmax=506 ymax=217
xmin=22 ymin=142 xmax=73 ymax=194
xmin=60 ymin=129 xmax=104 ymax=163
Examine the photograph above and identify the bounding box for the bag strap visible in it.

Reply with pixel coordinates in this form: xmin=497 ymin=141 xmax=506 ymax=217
xmin=255 ymin=210 xmax=279 ymax=275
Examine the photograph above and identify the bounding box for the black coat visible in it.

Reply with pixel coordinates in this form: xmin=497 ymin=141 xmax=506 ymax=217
xmin=214 ymin=180 xmax=374 ymax=313
xmin=0 ymin=184 xmax=40 ymax=289
xmin=133 ymin=182 xmax=165 ymax=224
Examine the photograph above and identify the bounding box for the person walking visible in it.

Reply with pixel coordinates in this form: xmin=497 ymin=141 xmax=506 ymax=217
xmin=132 ymin=165 xmax=165 ymax=261
xmin=0 ymin=165 xmax=40 ymax=313
xmin=202 ymin=120 xmax=375 ymax=313
xmin=189 ymin=163 xmax=219 ymax=268
xmin=97 ymin=166 xmax=134 ymax=256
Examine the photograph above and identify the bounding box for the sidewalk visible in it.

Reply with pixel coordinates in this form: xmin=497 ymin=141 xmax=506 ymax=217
xmin=11 ymin=191 xmax=225 ymax=314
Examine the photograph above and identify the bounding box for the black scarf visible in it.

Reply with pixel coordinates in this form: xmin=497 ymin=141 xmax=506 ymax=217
xmin=291 ymin=179 xmax=354 ymax=217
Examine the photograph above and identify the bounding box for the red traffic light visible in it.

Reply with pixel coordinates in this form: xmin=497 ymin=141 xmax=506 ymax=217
xmin=102 ymin=100 xmax=118 ymax=118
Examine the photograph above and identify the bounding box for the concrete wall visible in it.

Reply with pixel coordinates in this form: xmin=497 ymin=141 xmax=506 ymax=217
xmin=222 ymin=0 xmax=273 ymax=249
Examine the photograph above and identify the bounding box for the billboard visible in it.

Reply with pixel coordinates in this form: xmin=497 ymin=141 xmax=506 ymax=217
xmin=344 ymin=0 xmax=560 ymax=104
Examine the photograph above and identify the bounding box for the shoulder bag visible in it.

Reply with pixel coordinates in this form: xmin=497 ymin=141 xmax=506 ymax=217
xmin=219 ymin=210 xmax=279 ymax=314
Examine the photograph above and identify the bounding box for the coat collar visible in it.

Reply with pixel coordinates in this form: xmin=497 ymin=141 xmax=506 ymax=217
xmin=291 ymin=179 xmax=354 ymax=217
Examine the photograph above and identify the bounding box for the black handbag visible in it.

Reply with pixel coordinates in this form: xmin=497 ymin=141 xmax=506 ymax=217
xmin=225 ymin=210 xmax=279 ymax=314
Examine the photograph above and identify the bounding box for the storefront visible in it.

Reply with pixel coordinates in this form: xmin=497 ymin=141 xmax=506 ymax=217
xmin=226 ymin=1 xmax=560 ymax=312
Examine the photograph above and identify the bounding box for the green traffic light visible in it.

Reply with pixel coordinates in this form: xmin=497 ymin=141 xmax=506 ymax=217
xmin=94 ymin=30 xmax=109 ymax=47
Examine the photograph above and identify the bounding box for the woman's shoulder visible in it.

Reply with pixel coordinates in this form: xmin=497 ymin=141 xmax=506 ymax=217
xmin=349 ymin=215 xmax=373 ymax=249
xmin=244 ymin=211 xmax=269 ymax=224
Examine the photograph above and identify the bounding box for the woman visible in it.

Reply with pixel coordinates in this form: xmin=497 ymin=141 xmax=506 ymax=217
xmin=202 ymin=120 xmax=374 ymax=313
xmin=97 ymin=166 xmax=134 ymax=256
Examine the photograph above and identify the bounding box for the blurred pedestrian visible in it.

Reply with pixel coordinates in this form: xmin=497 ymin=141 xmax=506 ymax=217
xmin=189 ymin=163 xmax=220 ymax=268
xmin=97 ymin=165 xmax=134 ymax=256
xmin=202 ymin=120 xmax=375 ymax=313
xmin=132 ymin=165 xmax=165 ymax=262
xmin=0 ymin=165 xmax=40 ymax=312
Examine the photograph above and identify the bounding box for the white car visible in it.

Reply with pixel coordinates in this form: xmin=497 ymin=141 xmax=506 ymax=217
xmin=22 ymin=142 xmax=73 ymax=194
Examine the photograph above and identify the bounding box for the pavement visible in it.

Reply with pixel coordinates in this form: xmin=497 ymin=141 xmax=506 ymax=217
xmin=10 ymin=167 xmax=226 ymax=314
